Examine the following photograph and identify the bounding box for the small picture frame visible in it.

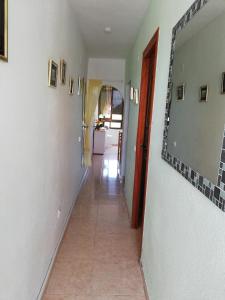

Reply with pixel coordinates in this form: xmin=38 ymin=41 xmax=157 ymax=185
xmin=221 ymin=72 xmax=225 ymax=94
xmin=69 ymin=77 xmax=74 ymax=95
xmin=134 ymin=88 xmax=139 ymax=104
xmin=81 ymin=77 xmax=85 ymax=96
xmin=177 ymin=84 xmax=185 ymax=101
xmin=60 ymin=59 xmax=66 ymax=85
xmin=200 ymin=85 xmax=208 ymax=102
xmin=0 ymin=0 xmax=8 ymax=61
xmin=130 ymin=86 xmax=134 ymax=101
xmin=48 ymin=59 xmax=58 ymax=88
xmin=77 ymin=76 xmax=81 ymax=96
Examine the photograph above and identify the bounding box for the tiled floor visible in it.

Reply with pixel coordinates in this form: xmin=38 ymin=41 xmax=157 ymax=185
xmin=43 ymin=151 xmax=147 ymax=300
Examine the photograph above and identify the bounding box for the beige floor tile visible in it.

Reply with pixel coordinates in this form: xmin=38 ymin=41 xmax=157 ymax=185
xmin=94 ymin=233 xmax=139 ymax=263
xmin=44 ymin=152 xmax=146 ymax=300
xmin=45 ymin=260 xmax=93 ymax=296
xmin=57 ymin=237 xmax=95 ymax=261
xmin=43 ymin=295 xmax=74 ymax=300
xmin=65 ymin=218 xmax=97 ymax=237
xmin=71 ymin=203 xmax=98 ymax=220
xmin=90 ymin=261 xmax=146 ymax=297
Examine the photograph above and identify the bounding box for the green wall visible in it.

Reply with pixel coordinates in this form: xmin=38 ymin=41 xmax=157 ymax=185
xmin=124 ymin=1 xmax=225 ymax=300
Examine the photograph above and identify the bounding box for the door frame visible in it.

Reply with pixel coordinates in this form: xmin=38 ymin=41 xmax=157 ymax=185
xmin=131 ymin=28 xmax=159 ymax=229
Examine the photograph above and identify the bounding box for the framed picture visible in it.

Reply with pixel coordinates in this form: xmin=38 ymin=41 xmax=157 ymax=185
xmin=82 ymin=79 xmax=86 ymax=101
xmin=200 ymin=85 xmax=208 ymax=102
xmin=69 ymin=77 xmax=74 ymax=95
xmin=81 ymin=78 xmax=85 ymax=96
xmin=60 ymin=59 xmax=66 ymax=85
xmin=77 ymin=76 xmax=81 ymax=96
xmin=177 ymin=84 xmax=185 ymax=101
xmin=130 ymin=86 xmax=134 ymax=101
xmin=0 ymin=0 xmax=8 ymax=61
xmin=134 ymin=88 xmax=139 ymax=104
xmin=221 ymin=72 xmax=225 ymax=94
xmin=48 ymin=60 xmax=58 ymax=88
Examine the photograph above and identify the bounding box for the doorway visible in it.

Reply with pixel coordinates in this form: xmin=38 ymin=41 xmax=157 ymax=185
xmin=132 ymin=29 xmax=159 ymax=233
xmin=93 ymin=85 xmax=124 ymax=162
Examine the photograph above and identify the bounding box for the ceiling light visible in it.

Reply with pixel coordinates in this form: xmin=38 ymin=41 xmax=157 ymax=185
xmin=104 ymin=27 xmax=112 ymax=33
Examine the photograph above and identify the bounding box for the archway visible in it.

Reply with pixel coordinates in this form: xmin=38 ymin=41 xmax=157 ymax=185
xmin=93 ymin=85 xmax=124 ymax=162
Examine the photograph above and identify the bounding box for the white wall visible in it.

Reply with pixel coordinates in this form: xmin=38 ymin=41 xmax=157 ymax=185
xmin=0 ymin=1 xmax=87 ymax=299
xmin=87 ymin=58 xmax=125 ymax=97
xmin=125 ymin=0 xmax=225 ymax=300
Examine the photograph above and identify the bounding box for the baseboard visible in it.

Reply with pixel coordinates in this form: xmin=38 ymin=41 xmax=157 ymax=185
xmin=139 ymin=260 xmax=150 ymax=300
xmin=36 ymin=168 xmax=88 ymax=300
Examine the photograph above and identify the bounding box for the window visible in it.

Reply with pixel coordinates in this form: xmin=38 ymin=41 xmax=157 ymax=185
xmin=98 ymin=86 xmax=124 ymax=129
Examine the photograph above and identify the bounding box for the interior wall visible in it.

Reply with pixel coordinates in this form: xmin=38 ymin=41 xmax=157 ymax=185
xmin=87 ymin=58 xmax=126 ymax=97
xmin=125 ymin=0 xmax=225 ymax=300
xmin=0 ymin=1 xmax=87 ymax=299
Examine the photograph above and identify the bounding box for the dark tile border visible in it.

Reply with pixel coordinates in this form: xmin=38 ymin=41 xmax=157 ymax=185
xmin=161 ymin=0 xmax=225 ymax=212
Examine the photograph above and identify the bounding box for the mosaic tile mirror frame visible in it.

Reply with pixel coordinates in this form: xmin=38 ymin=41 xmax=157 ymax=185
xmin=162 ymin=0 xmax=225 ymax=212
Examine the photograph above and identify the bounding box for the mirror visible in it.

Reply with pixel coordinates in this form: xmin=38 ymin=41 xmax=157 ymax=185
xmin=98 ymin=85 xmax=124 ymax=129
xmin=162 ymin=0 xmax=225 ymax=211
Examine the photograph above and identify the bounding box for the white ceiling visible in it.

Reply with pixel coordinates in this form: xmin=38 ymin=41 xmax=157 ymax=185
xmin=70 ymin=0 xmax=149 ymax=58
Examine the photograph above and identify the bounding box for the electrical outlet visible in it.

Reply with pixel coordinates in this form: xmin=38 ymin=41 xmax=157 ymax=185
xmin=78 ymin=136 xmax=81 ymax=143
xmin=57 ymin=209 xmax=61 ymax=219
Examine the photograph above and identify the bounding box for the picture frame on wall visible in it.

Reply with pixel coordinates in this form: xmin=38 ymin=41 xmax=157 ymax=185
xmin=134 ymin=88 xmax=139 ymax=104
xmin=79 ymin=77 xmax=84 ymax=96
xmin=0 ymin=0 xmax=8 ymax=61
xmin=48 ymin=60 xmax=58 ymax=88
xmin=77 ymin=76 xmax=81 ymax=96
xmin=200 ymin=85 xmax=208 ymax=102
xmin=130 ymin=86 xmax=134 ymax=101
xmin=221 ymin=72 xmax=225 ymax=94
xmin=176 ymin=84 xmax=185 ymax=101
xmin=60 ymin=59 xmax=66 ymax=85
xmin=69 ymin=77 xmax=74 ymax=95
xmin=81 ymin=78 xmax=86 ymax=98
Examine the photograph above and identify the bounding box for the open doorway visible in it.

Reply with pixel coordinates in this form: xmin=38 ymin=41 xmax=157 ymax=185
xmin=132 ymin=29 xmax=159 ymax=238
xmin=93 ymin=85 xmax=124 ymax=164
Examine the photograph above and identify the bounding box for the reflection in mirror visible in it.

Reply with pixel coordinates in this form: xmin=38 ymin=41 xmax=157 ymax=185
xmin=166 ymin=0 xmax=225 ymax=185
xmin=98 ymin=85 xmax=124 ymax=129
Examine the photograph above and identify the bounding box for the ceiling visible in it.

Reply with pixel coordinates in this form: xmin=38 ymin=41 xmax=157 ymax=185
xmin=70 ymin=0 xmax=149 ymax=58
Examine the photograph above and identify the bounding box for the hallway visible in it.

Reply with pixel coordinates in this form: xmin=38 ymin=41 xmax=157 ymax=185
xmin=44 ymin=153 xmax=147 ymax=300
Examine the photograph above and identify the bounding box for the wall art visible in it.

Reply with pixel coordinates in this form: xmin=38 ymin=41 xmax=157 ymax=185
xmin=0 ymin=0 xmax=8 ymax=61
xmin=69 ymin=77 xmax=74 ymax=95
xmin=200 ymin=85 xmax=208 ymax=102
xmin=60 ymin=59 xmax=66 ymax=85
xmin=48 ymin=60 xmax=58 ymax=88
xmin=221 ymin=72 xmax=225 ymax=94
xmin=177 ymin=84 xmax=185 ymax=101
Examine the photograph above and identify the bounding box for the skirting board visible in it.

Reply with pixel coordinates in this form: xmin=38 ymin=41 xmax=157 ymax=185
xmin=140 ymin=259 xmax=150 ymax=300
xmin=36 ymin=167 xmax=89 ymax=300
